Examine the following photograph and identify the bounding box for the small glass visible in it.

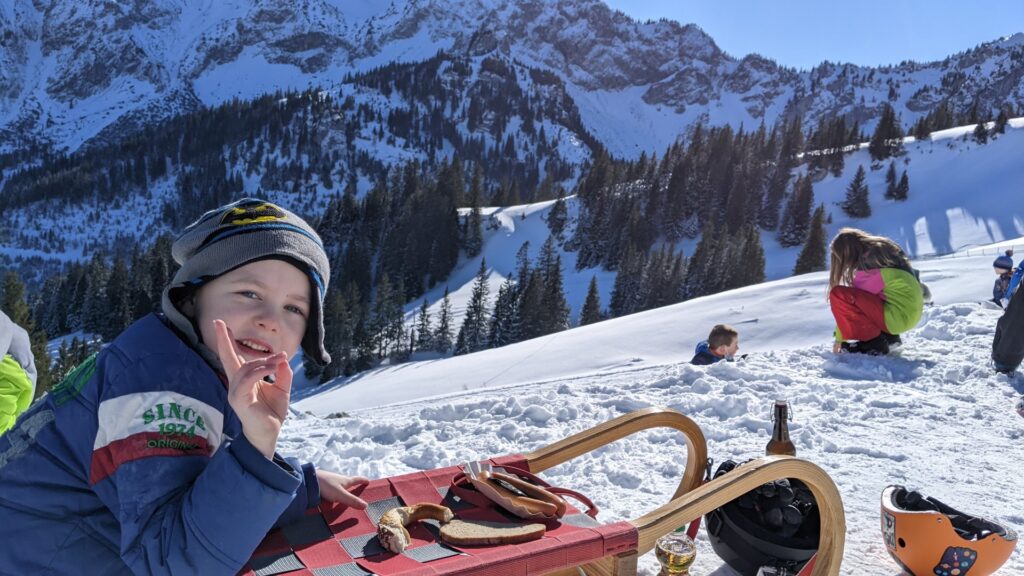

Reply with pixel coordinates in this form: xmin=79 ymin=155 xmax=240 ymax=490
xmin=654 ymin=531 xmax=697 ymax=575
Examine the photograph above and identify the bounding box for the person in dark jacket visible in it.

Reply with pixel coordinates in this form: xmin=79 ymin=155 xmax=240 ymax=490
xmin=0 ymin=199 xmax=369 ymax=575
xmin=691 ymin=324 xmax=740 ymax=365
xmin=991 ymin=250 xmax=1014 ymax=307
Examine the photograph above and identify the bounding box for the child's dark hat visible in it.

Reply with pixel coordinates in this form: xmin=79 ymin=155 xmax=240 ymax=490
xmin=162 ymin=198 xmax=331 ymax=365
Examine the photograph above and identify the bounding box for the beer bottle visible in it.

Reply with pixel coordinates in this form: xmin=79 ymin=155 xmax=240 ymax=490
xmin=766 ymin=400 xmax=796 ymax=456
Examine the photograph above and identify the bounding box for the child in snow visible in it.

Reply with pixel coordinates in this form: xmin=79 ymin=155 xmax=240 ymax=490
xmin=828 ymin=228 xmax=925 ymax=356
xmin=991 ymin=250 xmax=1014 ymax=307
xmin=0 ymin=199 xmax=369 ymax=575
xmin=691 ymin=324 xmax=740 ymax=365
xmin=0 ymin=309 xmax=37 ymax=434
xmin=993 ymin=271 xmax=1024 ymax=374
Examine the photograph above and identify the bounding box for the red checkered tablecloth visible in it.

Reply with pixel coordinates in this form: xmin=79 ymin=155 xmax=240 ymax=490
xmin=241 ymin=455 xmax=638 ymax=576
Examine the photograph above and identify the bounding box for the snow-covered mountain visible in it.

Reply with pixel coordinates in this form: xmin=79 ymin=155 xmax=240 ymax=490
xmin=2 ymin=0 xmax=1023 ymax=156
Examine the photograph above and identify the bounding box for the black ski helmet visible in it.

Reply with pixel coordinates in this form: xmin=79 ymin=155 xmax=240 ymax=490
xmin=705 ymin=460 xmax=820 ymax=576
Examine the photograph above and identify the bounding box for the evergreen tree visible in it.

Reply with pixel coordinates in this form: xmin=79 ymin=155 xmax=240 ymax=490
xmin=793 ymin=205 xmax=828 ymax=275
xmin=103 ymin=256 xmax=133 ymax=341
xmin=433 ymin=286 xmax=454 ymax=354
xmin=869 ymin=103 xmax=904 ymax=160
xmin=973 ymin=121 xmax=988 ymax=144
xmin=884 ymin=161 xmax=898 ymax=200
xmin=609 ymin=245 xmax=646 ymax=317
xmin=414 ymin=299 xmax=433 ymax=352
xmin=540 ymin=255 xmax=570 ymax=333
xmin=895 ymin=171 xmax=910 ymax=201
xmin=778 ymin=175 xmax=813 ymax=247
xmin=515 ymin=271 xmax=546 ymax=340
xmin=487 ymin=277 xmax=520 ymax=348
xmin=81 ymin=253 xmax=110 ymax=336
xmin=842 ymin=165 xmax=871 ymax=218
xmin=546 ymin=190 xmax=568 ymax=241
xmin=454 ymin=260 xmax=490 ymax=355
xmin=993 ymin=108 xmax=1009 ymax=135
xmin=514 ymin=241 xmax=531 ymax=288
xmin=464 ymin=165 xmax=484 ymax=257
xmin=579 ymin=276 xmax=603 ymax=326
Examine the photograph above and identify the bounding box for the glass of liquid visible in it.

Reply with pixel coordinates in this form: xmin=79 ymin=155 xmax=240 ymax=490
xmin=654 ymin=532 xmax=697 ymax=575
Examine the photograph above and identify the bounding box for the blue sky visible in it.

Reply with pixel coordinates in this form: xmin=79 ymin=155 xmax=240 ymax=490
xmin=603 ymin=0 xmax=1024 ymax=70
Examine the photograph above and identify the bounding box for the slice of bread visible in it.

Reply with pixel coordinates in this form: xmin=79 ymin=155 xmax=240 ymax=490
xmin=439 ymin=519 xmax=546 ymax=546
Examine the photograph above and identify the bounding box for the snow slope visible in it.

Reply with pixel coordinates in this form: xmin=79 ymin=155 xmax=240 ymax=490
xmin=287 ymin=241 xmax=1024 ymax=574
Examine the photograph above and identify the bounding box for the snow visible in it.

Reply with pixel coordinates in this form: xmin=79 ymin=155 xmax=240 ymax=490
xmin=283 ymin=115 xmax=1024 ymax=573
xmin=288 ymin=244 xmax=1024 ymax=574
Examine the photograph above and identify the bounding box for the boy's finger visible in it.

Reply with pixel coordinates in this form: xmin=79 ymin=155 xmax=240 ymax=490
xmin=272 ymin=353 xmax=293 ymax=394
xmin=213 ymin=320 xmax=243 ymax=372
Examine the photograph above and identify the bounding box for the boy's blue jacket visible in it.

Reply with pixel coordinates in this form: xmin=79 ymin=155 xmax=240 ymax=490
xmin=690 ymin=340 xmax=722 ymax=365
xmin=0 ymin=314 xmax=319 ymax=575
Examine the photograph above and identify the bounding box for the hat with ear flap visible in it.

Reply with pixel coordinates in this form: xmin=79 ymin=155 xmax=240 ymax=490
xmin=161 ymin=198 xmax=331 ymax=365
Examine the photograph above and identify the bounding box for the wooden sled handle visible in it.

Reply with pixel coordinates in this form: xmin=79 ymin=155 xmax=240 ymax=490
xmin=527 ymin=409 xmax=845 ymax=576
xmin=525 ymin=406 xmax=708 ymax=502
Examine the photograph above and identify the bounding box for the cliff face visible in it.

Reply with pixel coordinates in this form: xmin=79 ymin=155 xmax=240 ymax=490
xmin=2 ymin=0 xmax=1022 ymax=153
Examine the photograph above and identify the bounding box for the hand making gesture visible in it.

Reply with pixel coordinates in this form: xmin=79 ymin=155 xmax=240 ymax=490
xmin=213 ymin=319 xmax=292 ymax=459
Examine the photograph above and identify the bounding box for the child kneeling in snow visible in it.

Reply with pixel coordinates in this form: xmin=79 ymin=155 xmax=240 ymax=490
xmin=0 ymin=199 xmax=369 ymax=575
xmin=828 ymin=228 xmax=927 ymax=356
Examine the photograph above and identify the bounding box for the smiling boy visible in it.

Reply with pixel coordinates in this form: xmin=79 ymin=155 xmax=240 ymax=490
xmin=0 ymin=199 xmax=368 ymax=575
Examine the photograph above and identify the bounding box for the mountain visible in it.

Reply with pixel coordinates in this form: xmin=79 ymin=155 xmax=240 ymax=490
xmin=2 ymin=0 xmax=1023 ymax=157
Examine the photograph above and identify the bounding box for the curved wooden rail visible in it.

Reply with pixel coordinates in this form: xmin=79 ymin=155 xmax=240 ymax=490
xmin=625 ymin=455 xmax=846 ymax=576
xmin=524 ymin=406 xmax=708 ymax=501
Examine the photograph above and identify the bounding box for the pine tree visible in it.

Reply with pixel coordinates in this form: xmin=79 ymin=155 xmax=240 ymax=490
xmin=515 ymin=271 xmax=546 ymax=340
xmin=793 ymin=205 xmax=827 ymax=275
xmin=869 ymin=103 xmax=903 ymax=160
xmin=414 ymin=299 xmax=433 ymax=352
xmin=514 ymin=241 xmax=531 ymax=288
xmin=895 ymin=171 xmax=909 ymax=201
xmin=842 ymin=165 xmax=871 ymax=218
xmin=973 ymin=121 xmax=988 ymax=144
xmin=993 ymin=108 xmax=1009 ymax=135
xmin=454 ymin=260 xmax=490 ymax=355
xmin=487 ymin=277 xmax=520 ymax=348
xmin=540 ymin=256 xmax=569 ymax=333
xmin=81 ymin=253 xmax=110 ymax=336
xmin=464 ymin=165 xmax=484 ymax=257
xmin=546 ymin=190 xmax=568 ymax=241
xmin=103 ymin=256 xmax=133 ymax=341
xmin=778 ymin=175 xmax=813 ymax=247
xmin=433 ymin=287 xmax=454 ymax=354
xmin=884 ymin=161 xmax=898 ymax=200
xmin=579 ymin=276 xmax=603 ymax=326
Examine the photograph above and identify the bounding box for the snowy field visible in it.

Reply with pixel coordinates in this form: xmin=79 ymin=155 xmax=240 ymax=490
xmin=288 ymin=244 xmax=1024 ymax=575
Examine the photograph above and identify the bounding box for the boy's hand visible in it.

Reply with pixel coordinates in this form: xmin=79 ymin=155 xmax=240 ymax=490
xmin=833 ymin=342 xmax=843 ymax=354
xmin=213 ymin=319 xmax=292 ymax=459
xmin=316 ymin=469 xmax=370 ymax=509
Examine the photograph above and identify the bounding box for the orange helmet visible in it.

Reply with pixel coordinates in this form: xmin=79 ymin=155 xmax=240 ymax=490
xmin=880 ymin=485 xmax=1017 ymax=576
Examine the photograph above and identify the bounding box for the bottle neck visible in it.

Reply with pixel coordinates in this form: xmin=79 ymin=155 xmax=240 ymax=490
xmin=771 ymin=404 xmax=790 ymax=442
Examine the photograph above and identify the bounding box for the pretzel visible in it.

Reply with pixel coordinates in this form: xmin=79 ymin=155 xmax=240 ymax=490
xmin=376 ymin=503 xmax=454 ymax=553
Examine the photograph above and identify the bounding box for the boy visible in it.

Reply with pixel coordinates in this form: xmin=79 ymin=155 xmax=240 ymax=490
xmin=991 ymin=250 xmax=1014 ymax=307
xmin=691 ymin=324 xmax=740 ymax=365
xmin=0 ymin=199 xmax=369 ymax=575
xmin=0 ymin=309 xmax=37 ymax=433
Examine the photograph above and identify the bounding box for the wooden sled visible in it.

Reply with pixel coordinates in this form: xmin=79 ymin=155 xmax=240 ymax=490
xmin=243 ymin=407 xmax=845 ymax=576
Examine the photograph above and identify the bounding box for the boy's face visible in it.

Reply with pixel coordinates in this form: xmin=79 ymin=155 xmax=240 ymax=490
xmin=713 ymin=336 xmax=739 ymax=358
xmin=194 ymin=259 xmax=311 ymax=363
xmin=995 ymin=268 xmax=1010 ymax=275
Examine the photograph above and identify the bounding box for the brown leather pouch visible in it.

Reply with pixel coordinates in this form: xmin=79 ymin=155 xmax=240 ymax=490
xmin=452 ymin=462 xmax=597 ymax=521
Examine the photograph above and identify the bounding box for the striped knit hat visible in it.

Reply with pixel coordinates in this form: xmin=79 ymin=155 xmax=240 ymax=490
xmin=161 ymin=198 xmax=331 ymax=365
